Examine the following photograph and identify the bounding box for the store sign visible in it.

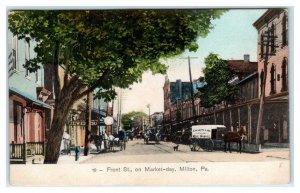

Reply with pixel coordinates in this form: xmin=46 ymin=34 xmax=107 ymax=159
xmin=69 ymin=119 xmax=104 ymax=126
xmin=104 ymin=116 xmax=114 ymax=125
xmin=192 ymin=127 xmax=211 ymax=139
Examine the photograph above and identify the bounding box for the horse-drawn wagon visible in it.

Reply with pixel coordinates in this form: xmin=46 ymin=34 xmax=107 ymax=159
xmin=189 ymin=125 xmax=227 ymax=152
xmin=144 ymin=127 xmax=160 ymax=144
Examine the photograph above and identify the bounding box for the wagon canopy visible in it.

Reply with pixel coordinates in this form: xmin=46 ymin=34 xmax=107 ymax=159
xmin=191 ymin=125 xmax=226 ymax=139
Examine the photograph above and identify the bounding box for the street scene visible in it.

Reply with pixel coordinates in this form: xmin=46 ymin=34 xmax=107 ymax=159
xmin=7 ymin=8 xmax=290 ymax=185
xmin=81 ymin=140 xmax=289 ymax=164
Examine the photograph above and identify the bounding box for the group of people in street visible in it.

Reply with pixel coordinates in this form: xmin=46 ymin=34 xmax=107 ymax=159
xmin=60 ymin=129 xmax=127 ymax=156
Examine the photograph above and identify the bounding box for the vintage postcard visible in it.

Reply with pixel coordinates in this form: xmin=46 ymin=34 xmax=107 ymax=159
xmin=7 ymin=7 xmax=291 ymax=186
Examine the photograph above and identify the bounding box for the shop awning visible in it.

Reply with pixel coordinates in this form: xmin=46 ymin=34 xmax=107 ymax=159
xmin=92 ymin=108 xmax=107 ymax=117
xmin=9 ymin=87 xmax=52 ymax=109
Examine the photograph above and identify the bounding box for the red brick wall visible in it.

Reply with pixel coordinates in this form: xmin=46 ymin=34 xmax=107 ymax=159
xmin=257 ymin=10 xmax=289 ymax=97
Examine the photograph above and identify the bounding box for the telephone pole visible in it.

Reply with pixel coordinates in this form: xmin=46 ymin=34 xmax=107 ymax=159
xmin=180 ymin=56 xmax=198 ymax=119
xmin=117 ymin=88 xmax=122 ymax=132
xmin=255 ymin=26 xmax=277 ymax=145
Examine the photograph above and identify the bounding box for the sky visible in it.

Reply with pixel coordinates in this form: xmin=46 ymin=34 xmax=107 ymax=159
xmin=117 ymin=9 xmax=267 ymax=116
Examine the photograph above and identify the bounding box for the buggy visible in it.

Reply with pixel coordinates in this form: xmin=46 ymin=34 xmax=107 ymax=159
xmin=144 ymin=127 xmax=160 ymax=144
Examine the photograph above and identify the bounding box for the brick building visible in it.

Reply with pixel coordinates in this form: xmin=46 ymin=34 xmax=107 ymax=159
xmin=8 ymin=31 xmax=52 ymax=163
xmin=252 ymin=8 xmax=289 ymax=145
xmin=253 ymin=9 xmax=289 ymax=99
xmin=162 ymin=9 xmax=289 ymax=147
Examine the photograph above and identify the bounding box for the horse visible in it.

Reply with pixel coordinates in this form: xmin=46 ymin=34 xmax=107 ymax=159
xmin=107 ymin=135 xmax=116 ymax=151
xmin=223 ymin=128 xmax=247 ymax=153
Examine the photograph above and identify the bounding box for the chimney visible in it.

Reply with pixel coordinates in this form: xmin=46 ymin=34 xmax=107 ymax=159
xmin=244 ymin=54 xmax=250 ymax=63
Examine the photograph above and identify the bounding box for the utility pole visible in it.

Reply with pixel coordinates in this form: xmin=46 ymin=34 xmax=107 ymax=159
xmin=180 ymin=56 xmax=198 ymax=118
xmin=147 ymin=104 xmax=150 ymax=127
xmin=256 ymin=26 xmax=277 ymax=145
xmin=117 ymin=88 xmax=122 ymax=132
xmin=98 ymin=97 xmax=101 ymax=136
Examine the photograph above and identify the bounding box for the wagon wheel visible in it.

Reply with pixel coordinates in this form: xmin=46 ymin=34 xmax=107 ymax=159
xmin=195 ymin=139 xmax=202 ymax=151
xmin=202 ymin=139 xmax=214 ymax=152
xmin=191 ymin=139 xmax=201 ymax=151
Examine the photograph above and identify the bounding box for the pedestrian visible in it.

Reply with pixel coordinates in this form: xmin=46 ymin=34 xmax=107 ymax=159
xmin=118 ymin=129 xmax=127 ymax=150
xmin=62 ymin=132 xmax=70 ymax=155
xmin=75 ymin=146 xmax=80 ymax=161
xmin=98 ymin=133 xmax=103 ymax=151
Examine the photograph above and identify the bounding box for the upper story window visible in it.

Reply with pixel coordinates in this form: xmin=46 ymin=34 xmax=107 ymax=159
xmin=282 ymin=13 xmax=288 ymax=47
xmin=10 ymin=35 xmax=18 ymax=71
xmin=260 ymin=69 xmax=264 ymax=94
xmin=35 ymin=52 xmax=40 ymax=84
xmin=270 ymin=23 xmax=276 ymax=53
xmin=260 ymin=33 xmax=264 ymax=59
xmin=25 ymin=39 xmax=30 ymax=77
xmin=35 ymin=67 xmax=40 ymax=83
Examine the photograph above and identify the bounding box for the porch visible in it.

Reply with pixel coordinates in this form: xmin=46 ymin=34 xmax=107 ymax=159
xmin=10 ymin=142 xmax=45 ymax=164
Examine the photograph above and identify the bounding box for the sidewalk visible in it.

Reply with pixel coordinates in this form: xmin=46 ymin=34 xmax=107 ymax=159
xmin=57 ymin=148 xmax=96 ymax=164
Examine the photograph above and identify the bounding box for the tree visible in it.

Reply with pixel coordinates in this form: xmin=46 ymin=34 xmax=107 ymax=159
xmin=8 ymin=9 xmax=226 ymax=163
xmin=121 ymin=111 xmax=147 ymax=131
xmin=198 ymin=53 xmax=237 ymax=107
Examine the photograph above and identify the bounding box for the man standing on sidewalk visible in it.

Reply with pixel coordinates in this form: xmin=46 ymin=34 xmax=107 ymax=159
xmin=118 ymin=129 xmax=127 ymax=150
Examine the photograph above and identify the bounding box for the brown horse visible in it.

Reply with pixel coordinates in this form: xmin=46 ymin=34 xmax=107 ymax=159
xmin=223 ymin=128 xmax=247 ymax=153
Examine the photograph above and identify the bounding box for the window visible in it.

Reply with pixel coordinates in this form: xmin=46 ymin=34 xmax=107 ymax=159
xmin=260 ymin=69 xmax=264 ymax=94
xmin=9 ymin=100 xmax=14 ymax=123
xmin=270 ymin=64 xmax=276 ymax=94
xmin=270 ymin=23 xmax=276 ymax=53
xmin=13 ymin=102 xmax=23 ymax=142
xmin=35 ymin=68 xmax=39 ymax=83
xmin=281 ymin=58 xmax=288 ymax=91
xmin=25 ymin=39 xmax=30 ymax=77
xmin=260 ymin=33 xmax=264 ymax=59
xmin=282 ymin=13 xmax=288 ymax=47
xmin=11 ymin=35 xmax=18 ymax=71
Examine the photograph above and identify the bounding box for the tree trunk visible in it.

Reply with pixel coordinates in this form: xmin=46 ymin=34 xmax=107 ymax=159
xmin=44 ymin=83 xmax=82 ymax=163
xmin=44 ymin=101 xmax=71 ymax=164
xmin=84 ymin=91 xmax=92 ymax=156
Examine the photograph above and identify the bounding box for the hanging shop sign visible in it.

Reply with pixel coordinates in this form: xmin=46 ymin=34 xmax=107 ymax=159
xmin=69 ymin=119 xmax=104 ymax=126
xmin=104 ymin=116 xmax=114 ymax=126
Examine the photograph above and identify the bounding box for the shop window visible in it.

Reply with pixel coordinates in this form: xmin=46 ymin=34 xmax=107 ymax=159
xmin=13 ymin=102 xmax=23 ymax=142
xmin=9 ymin=100 xmax=14 ymax=123
xmin=283 ymin=120 xmax=288 ymax=140
xmin=264 ymin=129 xmax=269 ymax=141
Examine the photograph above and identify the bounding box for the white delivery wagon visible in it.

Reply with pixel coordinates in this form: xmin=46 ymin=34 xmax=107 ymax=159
xmin=189 ymin=125 xmax=227 ymax=151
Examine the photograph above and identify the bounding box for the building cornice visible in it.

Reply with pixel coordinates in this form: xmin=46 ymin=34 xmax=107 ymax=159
xmin=253 ymin=9 xmax=285 ymax=30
